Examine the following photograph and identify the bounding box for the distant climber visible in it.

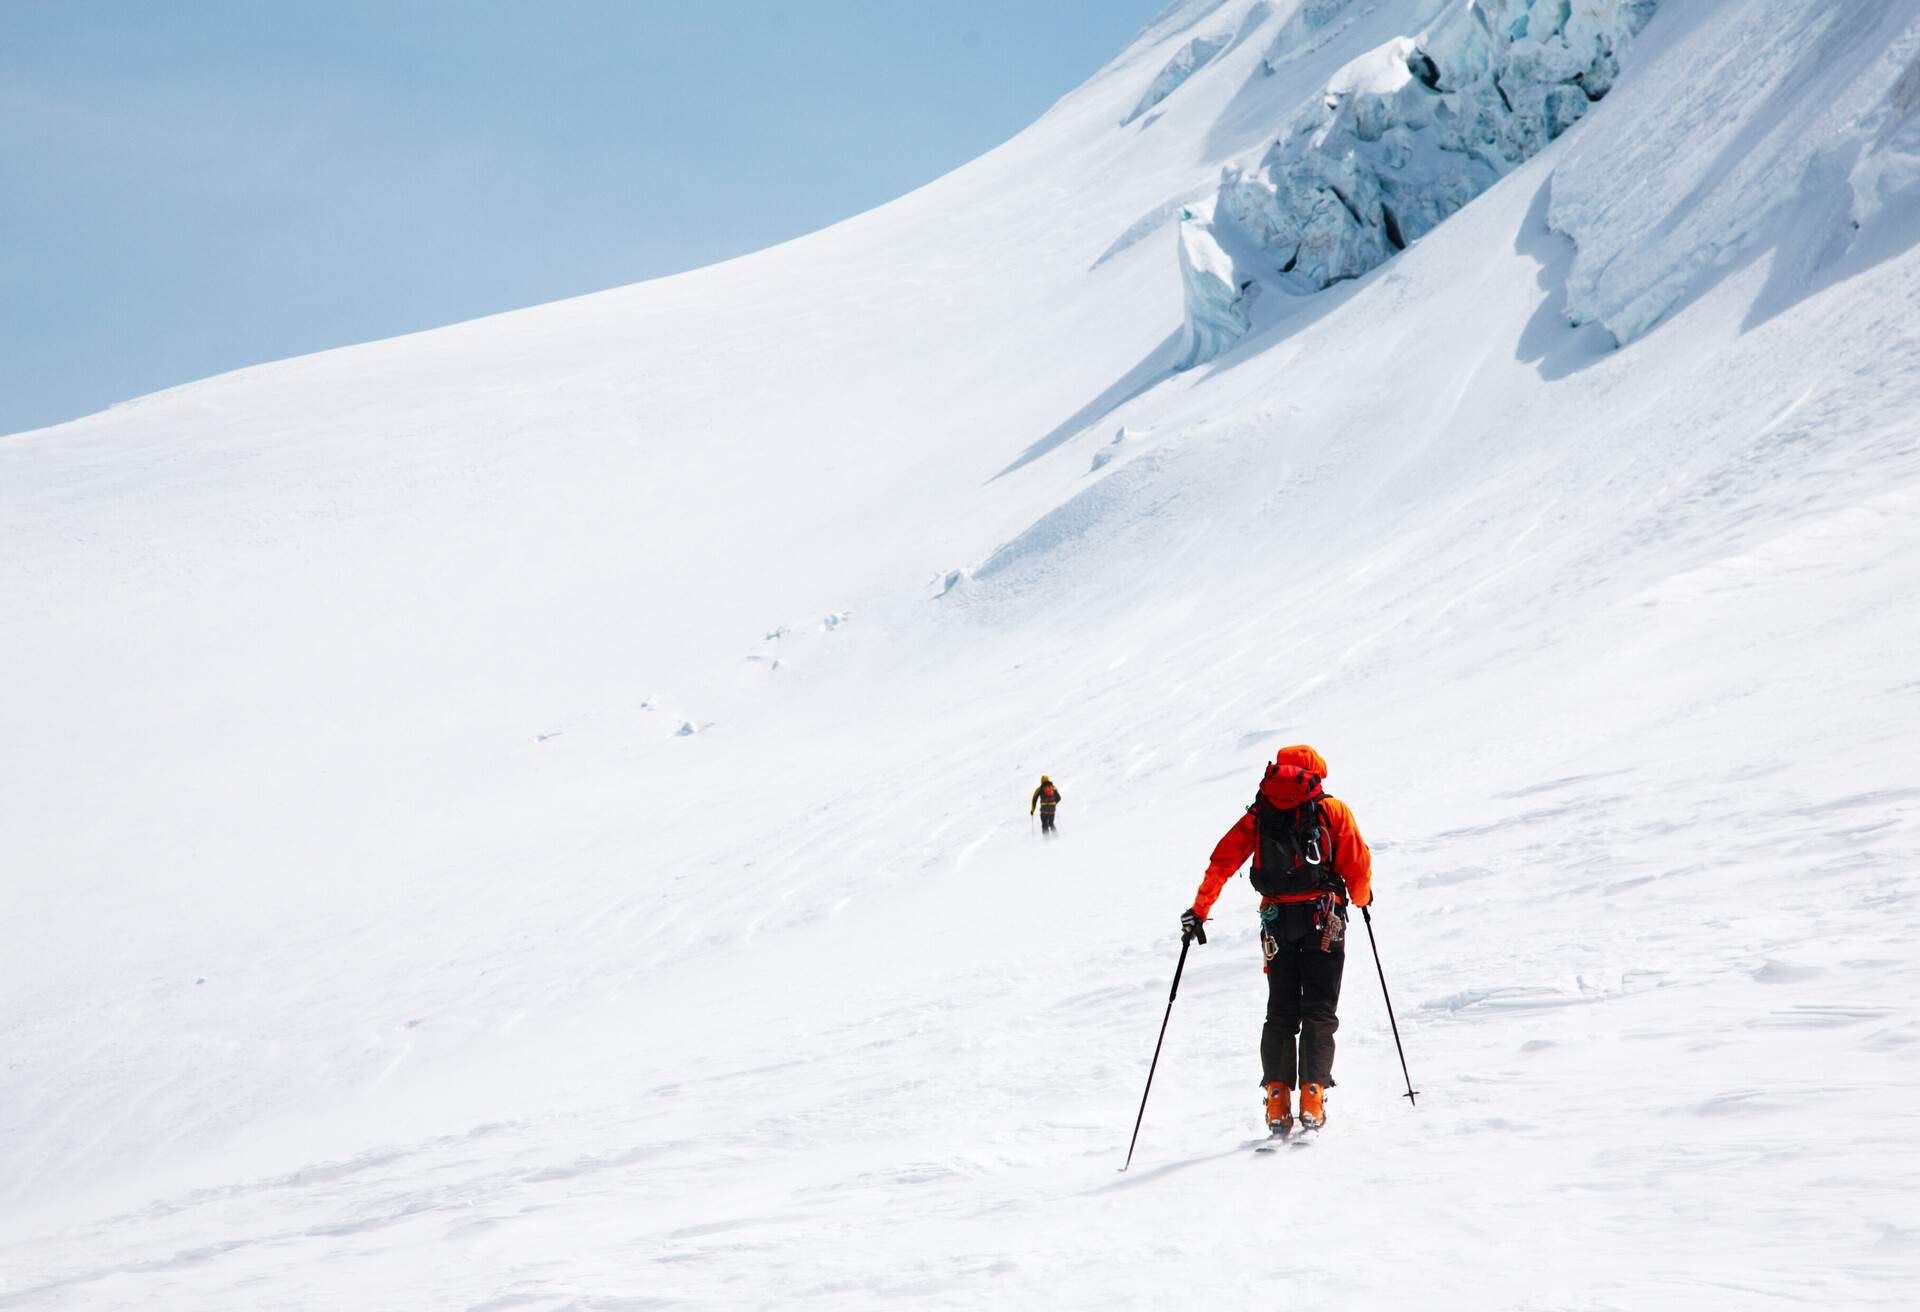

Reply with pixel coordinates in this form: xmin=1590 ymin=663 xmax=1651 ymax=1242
xmin=1178 ymin=745 xmax=1372 ymax=1138
xmin=1030 ymin=775 xmax=1063 ymax=835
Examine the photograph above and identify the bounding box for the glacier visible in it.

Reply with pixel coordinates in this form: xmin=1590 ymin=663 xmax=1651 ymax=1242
xmin=1179 ymin=0 xmax=1658 ymax=364
xmin=1549 ymin=2 xmax=1920 ymax=343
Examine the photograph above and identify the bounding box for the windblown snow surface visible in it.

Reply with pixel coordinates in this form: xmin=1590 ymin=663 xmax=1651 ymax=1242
xmin=5 ymin=2 xmax=1920 ymax=1307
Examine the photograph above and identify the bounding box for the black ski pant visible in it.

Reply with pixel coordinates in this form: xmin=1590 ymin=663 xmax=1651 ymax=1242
xmin=1260 ymin=900 xmax=1345 ymax=1089
xmin=1039 ymin=806 xmax=1056 ymax=833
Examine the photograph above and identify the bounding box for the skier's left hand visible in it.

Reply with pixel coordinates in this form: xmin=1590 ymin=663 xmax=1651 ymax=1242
xmin=1180 ymin=908 xmax=1207 ymax=945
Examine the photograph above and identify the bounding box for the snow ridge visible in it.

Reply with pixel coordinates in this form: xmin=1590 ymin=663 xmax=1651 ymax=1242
xmin=1123 ymin=31 xmax=1234 ymax=126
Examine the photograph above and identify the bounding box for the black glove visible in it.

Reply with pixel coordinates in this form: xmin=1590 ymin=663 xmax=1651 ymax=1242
xmin=1180 ymin=908 xmax=1207 ymax=945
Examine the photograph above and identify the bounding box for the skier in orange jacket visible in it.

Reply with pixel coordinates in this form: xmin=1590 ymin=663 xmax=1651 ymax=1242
xmin=1179 ymin=745 xmax=1372 ymax=1136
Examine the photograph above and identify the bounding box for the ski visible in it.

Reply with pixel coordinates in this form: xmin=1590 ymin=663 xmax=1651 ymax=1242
xmin=1253 ymin=1126 xmax=1293 ymax=1152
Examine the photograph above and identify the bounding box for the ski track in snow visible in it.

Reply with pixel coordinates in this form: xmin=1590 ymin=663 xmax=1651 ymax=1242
xmin=5 ymin=0 xmax=1920 ymax=1307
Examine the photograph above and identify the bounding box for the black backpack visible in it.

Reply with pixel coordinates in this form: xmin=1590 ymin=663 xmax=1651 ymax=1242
xmin=1248 ymin=793 xmax=1340 ymax=898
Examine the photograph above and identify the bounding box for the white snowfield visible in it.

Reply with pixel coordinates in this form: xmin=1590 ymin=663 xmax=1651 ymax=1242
xmin=4 ymin=1 xmax=1918 ymax=1307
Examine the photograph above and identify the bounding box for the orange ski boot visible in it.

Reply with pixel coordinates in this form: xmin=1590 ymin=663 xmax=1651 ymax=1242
xmin=1263 ymin=1082 xmax=1294 ymax=1137
xmin=1299 ymin=1082 xmax=1327 ymax=1131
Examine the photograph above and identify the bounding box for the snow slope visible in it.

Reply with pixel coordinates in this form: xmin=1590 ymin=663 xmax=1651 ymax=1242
xmin=4 ymin=2 xmax=1919 ymax=1307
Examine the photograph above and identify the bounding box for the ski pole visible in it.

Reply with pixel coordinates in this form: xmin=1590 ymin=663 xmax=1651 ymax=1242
xmin=1360 ymin=905 xmax=1419 ymax=1105
xmin=1122 ymin=922 xmax=1202 ymax=1170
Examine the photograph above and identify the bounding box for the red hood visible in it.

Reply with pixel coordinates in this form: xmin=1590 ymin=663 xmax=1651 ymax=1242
xmin=1259 ymin=744 xmax=1329 ymax=807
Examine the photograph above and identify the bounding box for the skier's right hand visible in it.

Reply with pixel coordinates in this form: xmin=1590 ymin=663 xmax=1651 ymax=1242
xmin=1180 ymin=907 xmax=1207 ymax=945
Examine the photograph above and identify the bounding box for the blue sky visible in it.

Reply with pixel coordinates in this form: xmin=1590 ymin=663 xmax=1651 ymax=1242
xmin=1 ymin=1 xmax=1166 ymax=436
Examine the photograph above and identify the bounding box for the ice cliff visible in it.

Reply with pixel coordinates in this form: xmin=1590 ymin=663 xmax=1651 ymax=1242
xmin=1175 ymin=200 xmax=1261 ymax=369
xmin=1176 ymin=0 xmax=1658 ymax=367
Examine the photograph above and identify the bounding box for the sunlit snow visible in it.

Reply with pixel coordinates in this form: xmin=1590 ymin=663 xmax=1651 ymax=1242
xmin=3 ymin=1 xmax=1917 ymax=1307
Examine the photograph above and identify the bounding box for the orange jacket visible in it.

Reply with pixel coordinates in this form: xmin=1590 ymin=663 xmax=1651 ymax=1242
xmin=1190 ymin=745 xmax=1372 ymax=921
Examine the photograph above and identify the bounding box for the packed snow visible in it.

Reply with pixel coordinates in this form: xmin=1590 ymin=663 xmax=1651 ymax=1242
xmin=4 ymin=1 xmax=1918 ymax=1308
